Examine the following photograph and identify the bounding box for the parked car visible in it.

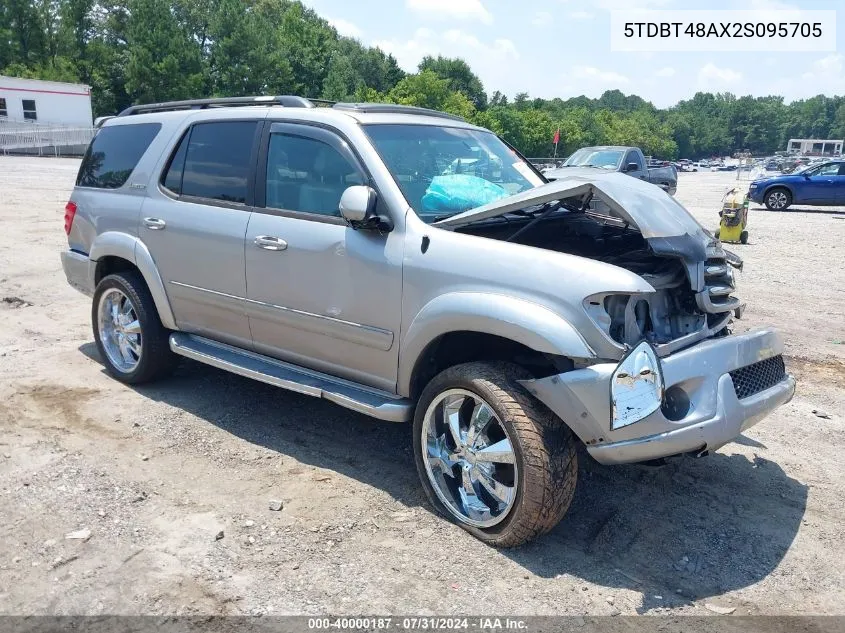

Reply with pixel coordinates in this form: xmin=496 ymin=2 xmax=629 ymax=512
xmin=544 ymin=146 xmax=677 ymax=195
xmin=61 ymin=96 xmax=795 ymax=547
xmin=748 ymin=160 xmax=845 ymax=210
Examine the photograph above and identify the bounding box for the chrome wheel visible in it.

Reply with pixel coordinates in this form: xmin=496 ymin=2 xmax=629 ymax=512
xmin=768 ymin=190 xmax=788 ymax=209
xmin=97 ymin=288 xmax=142 ymax=373
xmin=421 ymin=389 xmax=518 ymax=528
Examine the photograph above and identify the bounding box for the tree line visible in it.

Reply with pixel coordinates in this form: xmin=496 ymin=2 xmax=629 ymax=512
xmin=3 ymin=0 xmax=845 ymax=159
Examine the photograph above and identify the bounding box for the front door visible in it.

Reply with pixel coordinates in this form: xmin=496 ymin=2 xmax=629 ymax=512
xmin=244 ymin=122 xmax=403 ymax=392
xmin=140 ymin=119 xmax=261 ymax=348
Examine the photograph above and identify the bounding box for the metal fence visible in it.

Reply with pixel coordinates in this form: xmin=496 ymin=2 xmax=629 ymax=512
xmin=0 ymin=118 xmax=94 ymax=157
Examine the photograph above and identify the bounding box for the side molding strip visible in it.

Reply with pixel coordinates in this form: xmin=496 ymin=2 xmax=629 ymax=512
xmin=169 ymin=281 xmax=394 ymax=351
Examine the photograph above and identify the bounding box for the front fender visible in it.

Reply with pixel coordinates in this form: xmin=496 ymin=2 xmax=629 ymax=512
xmin=763 ymin=182 xmax=794 ymax=200
xmin=89 ymin=232 xmax=176 ymax=330
xmin=398 ymin=292 xmax=595 ymax=396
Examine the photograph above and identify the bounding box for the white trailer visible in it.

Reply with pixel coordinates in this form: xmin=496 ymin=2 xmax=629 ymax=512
xmin=0 ymin=76 xmax=93 ymax=126
xmin=786 ymin=138 xmax=843 ymax=156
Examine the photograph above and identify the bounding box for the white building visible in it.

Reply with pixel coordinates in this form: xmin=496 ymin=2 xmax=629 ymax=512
xmin=786 ymin=138 xmax=843 ymax=156
xmin=0 ymin=76 xmax=93 ymax=127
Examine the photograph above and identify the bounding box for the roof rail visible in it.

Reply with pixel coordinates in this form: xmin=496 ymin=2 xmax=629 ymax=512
xmin=94 ymin=115 xmax=115 ymax=128
xmin=331 ymin=103 xmax=467 ymax=122
xmin=117 ymin=95 xmax=315 ymax=117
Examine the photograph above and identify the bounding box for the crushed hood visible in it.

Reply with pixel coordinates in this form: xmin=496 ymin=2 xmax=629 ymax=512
xmin=433 ymin=169 xmax=707 ymax=241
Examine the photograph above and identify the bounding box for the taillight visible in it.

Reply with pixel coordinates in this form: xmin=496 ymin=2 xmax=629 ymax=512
xmin=64 ymin=201 xmax=77 ymax=235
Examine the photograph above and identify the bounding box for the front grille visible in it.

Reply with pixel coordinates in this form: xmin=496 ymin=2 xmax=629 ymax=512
xmin=697 ymin=255 xmax=741 ymax=315
xmin=730 ymin=355 xmax=786 ymax=399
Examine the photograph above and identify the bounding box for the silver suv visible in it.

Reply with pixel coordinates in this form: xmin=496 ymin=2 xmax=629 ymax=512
xmin=61 ymin=96 xmax=795 ymax=547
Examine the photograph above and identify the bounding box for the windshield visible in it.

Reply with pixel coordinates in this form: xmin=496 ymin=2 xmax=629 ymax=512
xmin=364 ymin=124 xmax=543 ymax=220
xmin=564 ymin=148 xmax=624 ymax=169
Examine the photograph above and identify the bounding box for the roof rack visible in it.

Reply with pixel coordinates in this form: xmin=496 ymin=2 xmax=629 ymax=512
xmin=331 ymin=103 xmax=467 ymax=122
xmin=117 ymin=95 xmax=315 ymax=117
xmin=115 ymin=96 xmax=468 ymax=123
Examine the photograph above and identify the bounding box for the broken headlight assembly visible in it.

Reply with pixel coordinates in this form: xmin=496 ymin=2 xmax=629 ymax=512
xmin=610 ymin=341 xmax=664 ymax=430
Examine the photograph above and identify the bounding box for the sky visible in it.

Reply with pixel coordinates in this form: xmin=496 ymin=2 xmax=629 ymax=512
xmin=301 ymin=0 xmax=845 ymax=108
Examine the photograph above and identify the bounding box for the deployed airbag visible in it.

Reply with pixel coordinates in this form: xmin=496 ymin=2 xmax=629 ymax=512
xmin=421 ymin=175 xmax=509 ymax=214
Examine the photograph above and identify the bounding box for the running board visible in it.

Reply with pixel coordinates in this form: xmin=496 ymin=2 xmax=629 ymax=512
xmin=169 ymin=333 xmax=413 ymax=422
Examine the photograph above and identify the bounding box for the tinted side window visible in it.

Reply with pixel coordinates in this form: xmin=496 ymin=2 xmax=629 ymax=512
xmin=266 ymin=133 xmax=364 ymax=216
xmin=161 ymin=130 xmax=190 ymax=195
xmin=181 ymin=121 xmax=258 ymax=204
xmin=77 ymin=123 xmax=162 ymax=189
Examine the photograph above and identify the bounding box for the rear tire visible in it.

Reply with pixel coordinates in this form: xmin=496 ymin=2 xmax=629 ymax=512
xmin=92 ymin=271 xmax=176 ymax=384
xmin=740 ymin=230 xmax=749 ymax=244
xmin=413 ymin=361 xmax=577 ymax=547
xmin=764 ymin=187 xmax=791 ymax=211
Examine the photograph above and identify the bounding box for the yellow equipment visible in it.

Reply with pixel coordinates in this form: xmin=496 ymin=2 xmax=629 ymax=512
xmin=715 ymin=187 xmax=749 ymax=244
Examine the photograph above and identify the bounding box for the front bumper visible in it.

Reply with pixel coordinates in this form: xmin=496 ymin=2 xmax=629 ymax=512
xmin=747 ymin=187 xmax=764 ymax=204
xmin=521 ymin=327 xmax=795 ymax=465
xmin=61 ymin=250 xmax=94 ymax=296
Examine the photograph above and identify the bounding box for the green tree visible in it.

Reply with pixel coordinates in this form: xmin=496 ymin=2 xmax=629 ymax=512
xmin=388 ymin=70 xmax=476 ymax=120
xmin=124 ymin=0 xmax=205 ymax=103
xmin=418 ymin=55 xmax=487 ymax=109
xmin=321 ymin=51 xmax=360 ymax=101
xmin=208 ymin=0 xmax=294 ymax=96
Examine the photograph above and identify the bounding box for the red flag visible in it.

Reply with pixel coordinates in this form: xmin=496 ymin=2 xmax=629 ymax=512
xmin=552 ymin=128 xmax=560 ymax=145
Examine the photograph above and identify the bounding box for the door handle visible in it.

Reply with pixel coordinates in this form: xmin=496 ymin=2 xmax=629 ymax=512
xmin=143 ymin=217 xmax=166 ymax=230
xmin=254 ymin=235 xmax=288 ymax=251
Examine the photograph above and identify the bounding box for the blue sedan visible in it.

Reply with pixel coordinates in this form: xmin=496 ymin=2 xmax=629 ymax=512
xmin=748 ymin=160 xmax=845 ymax=210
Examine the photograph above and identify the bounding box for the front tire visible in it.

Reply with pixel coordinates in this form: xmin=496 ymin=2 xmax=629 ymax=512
xmin=765 ymin=187 xmax=791 ymax=211
xmin=92 ymin=271 xmax=176 ymax=384
xmin=413 ymin=362 xmax=577 ymax=547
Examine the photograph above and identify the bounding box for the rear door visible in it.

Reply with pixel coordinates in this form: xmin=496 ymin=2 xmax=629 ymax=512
xmin=140 ymin=119 xmax=262 ymax=349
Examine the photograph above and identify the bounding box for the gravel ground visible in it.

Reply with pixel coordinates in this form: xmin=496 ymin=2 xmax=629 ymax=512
xmin=0 ymin=157 xmax=843 ymax=616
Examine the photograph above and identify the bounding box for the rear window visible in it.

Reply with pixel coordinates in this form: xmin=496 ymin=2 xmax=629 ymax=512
xmin=77 ymin=123 xmax=161 ymax=189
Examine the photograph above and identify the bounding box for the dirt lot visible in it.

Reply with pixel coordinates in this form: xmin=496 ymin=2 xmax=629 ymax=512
xmin=0 ymin=157 xmax=843 ymax=616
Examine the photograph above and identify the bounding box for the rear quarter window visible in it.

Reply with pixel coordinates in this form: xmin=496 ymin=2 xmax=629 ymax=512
xmin=77 ymin=123 xmax=162 ymax=189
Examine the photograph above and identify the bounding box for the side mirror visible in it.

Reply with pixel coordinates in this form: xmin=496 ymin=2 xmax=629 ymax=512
xmin=339 ymin=185 xmax=375 ymax=223
xmin=625 ymin=162 xmax=640 ymax=172
xmin=338 ymin=185 xmax=393 ymax=232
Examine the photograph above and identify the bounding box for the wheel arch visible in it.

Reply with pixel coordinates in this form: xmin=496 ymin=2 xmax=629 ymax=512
xmin=399 ymin=293 xmax=594 ymax=398
xmin=762 ymin=183 xmax=793 ymax=202
xmin=89 ymin=232 xmax=176 ymax=330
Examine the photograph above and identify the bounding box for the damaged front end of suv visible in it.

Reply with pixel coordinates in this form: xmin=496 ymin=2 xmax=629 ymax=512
xmin=435 ymin=171 xmax=794 ymax=465
xmin=437 ymin=169 xmax=746 ymax=358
